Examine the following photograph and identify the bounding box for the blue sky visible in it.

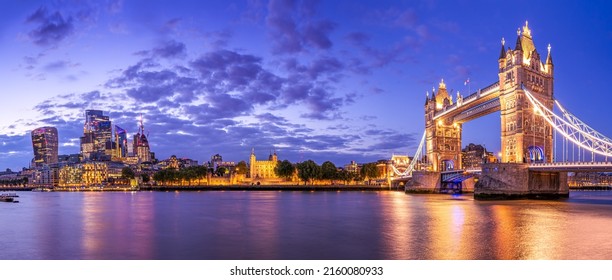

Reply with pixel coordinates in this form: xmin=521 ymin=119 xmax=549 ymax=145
xmin=1 ymin=0 xmax=611 ymax=170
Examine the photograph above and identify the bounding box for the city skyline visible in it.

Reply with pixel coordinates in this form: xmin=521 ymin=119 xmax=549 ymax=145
xmin=1 ymin=0 xmax=612 ymax=170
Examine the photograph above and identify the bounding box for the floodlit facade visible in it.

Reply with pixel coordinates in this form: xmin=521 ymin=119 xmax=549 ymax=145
xmin=31 ymin=126 xmax=59 ymax=167
xmin=249 ymin=149 xmax=278 ymax=179
xmin=58 ymin=162 xmax=108 ymax=187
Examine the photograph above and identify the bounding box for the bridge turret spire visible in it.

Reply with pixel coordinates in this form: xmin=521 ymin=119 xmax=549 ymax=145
xmin=515 ymin=29 xmax=523 ymax=51
xmin=522 ymin=21 xmax=532 ymax=38
xmin=546 ymin=43 xmax=554 ymax=75
xmin=499 ymin=37 xmax=506 ymax=59
xmin=546 ymin=44 xmax=553 ymax=65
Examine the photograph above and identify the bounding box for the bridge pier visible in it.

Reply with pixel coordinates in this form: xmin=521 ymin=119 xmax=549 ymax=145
xmin=404 ymin=170 xmax=476 ymax=194
xmin=475 ymin=163 xmax=568 ymax=199
xmin=404 ymin=171 xmax=441 ymax=193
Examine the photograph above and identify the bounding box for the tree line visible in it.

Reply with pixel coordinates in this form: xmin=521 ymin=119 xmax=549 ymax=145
xmin=149 ymin=161 xmax=248 ymax=186
xmin=139 ymin=158 xmax=381 ymax=186
xmin=274 ymin=160 xmax=381 ymax=185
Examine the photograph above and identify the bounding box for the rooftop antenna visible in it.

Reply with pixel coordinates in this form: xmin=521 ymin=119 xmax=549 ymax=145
xmin=140 ymin=113 xmax=144 ymax=134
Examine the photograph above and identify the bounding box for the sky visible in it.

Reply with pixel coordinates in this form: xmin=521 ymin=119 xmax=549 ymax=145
xmin=1 ymin=0 xmax=612 ymax=170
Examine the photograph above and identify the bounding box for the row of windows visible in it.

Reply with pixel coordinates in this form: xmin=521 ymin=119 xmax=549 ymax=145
xmin=434 ymin=141 xmax=459 ymax=151
xmin=435 ymin=130 xmax=459 ymax=138
xmin=505 ymin=121 xmax=518 ymax=132
xmin=528 ymin=74 xmax=545 ymax=86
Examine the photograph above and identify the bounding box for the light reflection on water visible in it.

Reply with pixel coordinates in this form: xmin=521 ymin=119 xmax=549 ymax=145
xmin=1 ymin=190 xmax=612 ymax=260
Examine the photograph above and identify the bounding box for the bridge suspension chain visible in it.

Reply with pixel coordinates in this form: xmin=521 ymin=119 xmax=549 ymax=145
xmin=391 ymin=130 xmax=426 ymax=177
xmin=522 ymin=85 xmax=612 ymax=158
xmin=554 ymin=100 xmax=612 ymax=146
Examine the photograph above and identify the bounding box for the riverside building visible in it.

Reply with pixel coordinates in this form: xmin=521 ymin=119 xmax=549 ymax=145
xmin=31 ymin=126 xmax=59 ymax=167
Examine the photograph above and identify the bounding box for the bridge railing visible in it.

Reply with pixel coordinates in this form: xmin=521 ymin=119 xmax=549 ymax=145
xmin=465 ymin=167 xmax=482 ymax=173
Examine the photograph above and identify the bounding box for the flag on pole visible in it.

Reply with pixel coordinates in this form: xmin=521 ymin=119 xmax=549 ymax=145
xmin=464 ymin=78 xmax=470 ymax=86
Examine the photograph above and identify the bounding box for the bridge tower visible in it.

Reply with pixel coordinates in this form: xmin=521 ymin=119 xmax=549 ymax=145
xmin=425 ymin=79 xmax=462 ymax=171
xmin=498 ymin=21 xmax=554 ymax=163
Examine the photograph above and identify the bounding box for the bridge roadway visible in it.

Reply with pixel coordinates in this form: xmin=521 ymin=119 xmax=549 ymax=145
xmin=528 ymin=161 xmax=612 ymax=172
xmin=391 ymin=162 xmax=612 ymax=182
xmin=433 ymin=81 xmax=500 ymax=123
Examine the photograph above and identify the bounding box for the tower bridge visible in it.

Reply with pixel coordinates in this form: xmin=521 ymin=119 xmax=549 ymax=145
xmin=391 ymin=21 xmax=612 ymax=198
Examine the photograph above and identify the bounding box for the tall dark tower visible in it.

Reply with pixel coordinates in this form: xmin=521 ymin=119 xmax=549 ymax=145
xmin=31 ymin=127 xmax=59 ymax=167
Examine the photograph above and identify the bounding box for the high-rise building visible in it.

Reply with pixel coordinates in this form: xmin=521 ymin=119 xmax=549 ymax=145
xmin=133 ymin=115 xmax=151 ymax=163
xmin=114 ymin=125 xmax=128 ymax=158
xmin=81 ymin=110 xmax=112 ymax=160
xmin=31 ymin=127 xmax=59 ymax=167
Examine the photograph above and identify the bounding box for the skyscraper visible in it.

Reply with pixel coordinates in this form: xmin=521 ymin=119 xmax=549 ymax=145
xmin=133 ymin=114 xmax=151 ymax=163
xmin=81 ymin=110 xmax=112 ymax=160
xmin=114 ymin=125 xmax=128 ymax=158
xmin=31 ymin=127 xmax=59 ymax=167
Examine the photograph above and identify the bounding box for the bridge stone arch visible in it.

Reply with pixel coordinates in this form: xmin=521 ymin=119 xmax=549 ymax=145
xmin=424 ymin=21 xmax=554 ymax=171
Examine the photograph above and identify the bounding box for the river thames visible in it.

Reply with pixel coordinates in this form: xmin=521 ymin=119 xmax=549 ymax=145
xmin=1 ymin=190 xmax=612 ymax=260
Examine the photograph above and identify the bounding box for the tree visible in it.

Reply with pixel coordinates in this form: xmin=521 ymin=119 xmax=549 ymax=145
xmin=195 ymin=165 xmax=207 ymax=185
xmin=216 ymin=167 xmax=227 ymax=177
xmin=337 ymin=169 xmax=354 ymax=185
xmin=181 ymin=166 xmax=198 ymax=186
xmin=153 ymin=169 xmax=178 ymax=186
xmin=360 ymin=163 xmax=380 ymax=184
xmin=121 ymin=167 xmax=135 ymax=179
xmin=296 ymin=160 xmax=321 ymax=185
xmin=153 ymin=169 xmax=167 ymax=185
xmin=141 ymin=174 xmax=150 ymax=183
xmin=236 ymin=160 xmax=247 ymax=175
xmin=321 ymin=161 xmax=338 ymax=181
xmin=275 ymin=160 xmax=295 ymax=180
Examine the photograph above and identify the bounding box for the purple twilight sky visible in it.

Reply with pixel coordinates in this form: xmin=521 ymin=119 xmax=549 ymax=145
xmin=1 ymin=0 xmax=612 ymax=170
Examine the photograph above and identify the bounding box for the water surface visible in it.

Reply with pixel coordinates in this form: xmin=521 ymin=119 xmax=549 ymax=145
xmin=1 ymin=190 xmax=611 ymax=260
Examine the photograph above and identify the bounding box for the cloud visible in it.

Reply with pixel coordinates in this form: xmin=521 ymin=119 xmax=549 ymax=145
xmin=393 ymin=9 xmax=418 ymax=29
xmin=43 ymin=60 xmax=80 ymax=71
xmin=25 ymin=7 xmax=75 ymax=47
xmin=22 ymin=53 xmax=45 ymax=70
xmin=12 ymin=32 xmax=393 ymax=169
xmin=303 ymin=20 xmax=335 ymax=49
xmin=107 ymin=0 xmax=124 ymax=13
xmin=135 ymin=40 xmax=187 ymax=59
xmin=300 ymin=87 xmax=344 ymax=120
xmin=307 ymin=57 xmax=343 ymax=79
xmin=240 ymin=0 xmax=266 ymax=23
xmin=204 ymin=29 xmax=233 ymax=49
xmin=345 ymin=32 xmax=370 ymax=45
xmin=266 ymin=0 xmax=336 ymax=54
xmin=153 ymin=40 xmax=187 ymax=58
xmin=160 ymin=18 xmax=181 ymax=34
xmin=353 ymin=131 xmax=417 ymax=154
